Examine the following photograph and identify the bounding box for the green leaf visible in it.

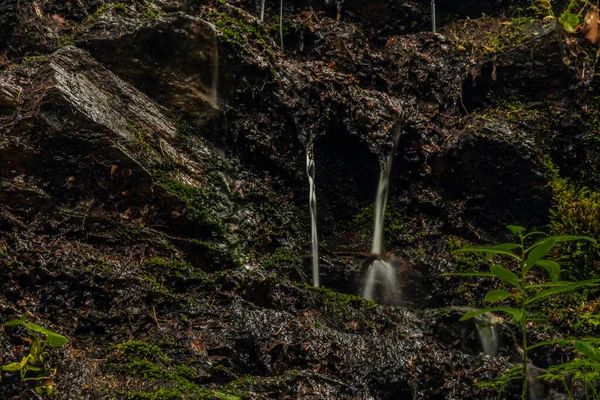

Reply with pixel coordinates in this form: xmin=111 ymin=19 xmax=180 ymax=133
xmin=507 ymin=225 xmax=526 ymax=236
xmin=527 ymin=338 xmax=571 ymax=351
xmin=530 ymin=235 xmax=597 ymax=250
xmin=444 ymin=272 xmax=495 ymax=277
xmin=490 ymin=264 xmax=523 ymax=291
xmin=460 ymin=307 xmax=523 ymax=322
xmin=490 ymin=243 xmax=521 ymax=251
xmin=559 ymin=12 xmax=581 ymax=33
xmin=4 ymin=317 xmax=68 ymax=347
xmin=2 ymin=362 xmax=24 ymax=372
xmin=525 ymin=238 xmax=556 ymax=269
xmin=575 ymin=341 xmax=600 ymax=362
xmin=453 ymin=247 xmax=520 ymax=261
xmin=534 ymin=260 xmax=561 ymax=282
xmin=526 ymin=280 xmax=600 ymax=304
xmin=484 ymin=289 xmax=518 ymax=303
xmin=23 ymin=321 xmax=68 ymax=347
xmin=4 ymin=317 xmax=26 ymax=327
xmin=523 ymin=231 xmax=549 ymax=239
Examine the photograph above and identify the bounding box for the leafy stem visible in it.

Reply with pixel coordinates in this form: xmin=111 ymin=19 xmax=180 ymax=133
xmin=446 ymin=225 xmax=598 ymax=399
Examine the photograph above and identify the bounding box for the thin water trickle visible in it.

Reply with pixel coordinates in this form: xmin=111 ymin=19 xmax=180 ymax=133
xmin=362 ymin=127 xmax=402 ymax=304
xmin=371 ymin=128 xmax=401 ymax=256
xmin=362 ymin=259 xmax=399 ymax=304
xmin=306 ymin=142 xmax=319 ymax=287
xmin=279 ymin=0 xmax=284 ymax=52
xmin=260 ymin=0 xmax=265 ymax=21
xmin=431 ymin=0 xmax=437 ymax=33
xmin=204 ymin=21 xmax=219 ymax=107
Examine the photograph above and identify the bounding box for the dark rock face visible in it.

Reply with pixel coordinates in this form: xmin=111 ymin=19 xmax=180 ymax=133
xmin=1 ymin=0 xmax=598 ymax=399
xmin=83 ymin=12 xmax=219 ymax=121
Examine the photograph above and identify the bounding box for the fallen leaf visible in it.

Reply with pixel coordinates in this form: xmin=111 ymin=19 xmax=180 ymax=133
xmin=583 ymin=8 xmax=600 ymax=44
xmin=51 ymin=14 xmax=66 ymax=25
xmin=33 ymin=3 xmax=43 ymax=18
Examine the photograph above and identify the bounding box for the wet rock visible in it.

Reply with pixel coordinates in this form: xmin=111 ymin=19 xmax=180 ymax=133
xmin=428 ymin=116 xmax=552 ymax=232
xmin=459 ymin=18 xmax=593 ymax=109
xmin=0 ymin=45 xmax=222 ymax=243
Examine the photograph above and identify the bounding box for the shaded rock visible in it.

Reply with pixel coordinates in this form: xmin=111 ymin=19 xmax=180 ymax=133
xmin=82 ymin=12 xmax=219 ymax=120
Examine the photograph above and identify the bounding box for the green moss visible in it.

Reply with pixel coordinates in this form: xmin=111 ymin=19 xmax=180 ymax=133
xmin=117 ymin=341 xmax=166 ymax=362
xmin=547 ymin=160 xmax=600 ymax=280
xmin=177 ymin=120 xmax=193 ymax=143
xmin=128 ymin=360 xmax=166 ymax=381
xmin=261 ymin=247 xmax=300 ymax=270
xmin=109 ymin=342 xmax=247 ymax=400
xmin=114 ymin=3 xmax=128 ymax=13
xmin=207 ymin=6 xmax=275 ymax=64
xmin=158 ymin=177 xmax=224 ymax=236
xmin=295 ymin=283 xmax=378 ymax=322
xmin=140 ymin=3 xmax=163 ymax=21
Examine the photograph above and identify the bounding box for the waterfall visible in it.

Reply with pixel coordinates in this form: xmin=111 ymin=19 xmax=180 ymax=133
xmin=362 ymin=127 xmax=402 ymax=303
xmin=306 ymin=141 xmax=319 ymax=287
xmin=260 ymin=0 xmax=265 ymax=21
xmin=371 ymin=128 xmax=401 ymax=256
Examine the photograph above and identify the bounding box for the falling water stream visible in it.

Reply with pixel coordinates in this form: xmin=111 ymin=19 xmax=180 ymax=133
xmin=474 ymin=313 xmax=501 ymax=356
xmin=306 ymin=141 xmax=319 ymax=287
xmin=362 ymin=128 xmax=401 ymax=302
xmin=204 ymin=21 xmax=220 ymax=107
xmin=431 ymin=0 xmax=437 ymax=33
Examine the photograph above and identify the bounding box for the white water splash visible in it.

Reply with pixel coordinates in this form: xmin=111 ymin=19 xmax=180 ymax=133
xmin=474 ymin=313 xmax=501 ymax=356
xmin=362 ymin=259 xmax=400 ymax=304
xmin=306 ymin=142 xmax=319 ymax=287
xmin=371 ymin=128 xmax=401 ymax=256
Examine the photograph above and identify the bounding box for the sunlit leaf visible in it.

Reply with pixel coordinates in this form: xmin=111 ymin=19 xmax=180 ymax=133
xmin=560 ymin=12 xmax=582 ymax=33
xmin=2 ymin=362 xmax=24 ymax=372
xmin=23 ymin=321 xmax=68 ymax=347
xmin=4 ymin=317 xmax=26 ymax=327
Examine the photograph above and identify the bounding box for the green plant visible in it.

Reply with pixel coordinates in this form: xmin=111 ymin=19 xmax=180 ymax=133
xmin=447 ymin=225 xmax=599 ymax=399
xmin=538 ymin=339 xmax=600 ymax=399
xmin=1 ymin=317 xmax=68 ymax=381
xmin=558 ymin=0 xmax=589 ymax=32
